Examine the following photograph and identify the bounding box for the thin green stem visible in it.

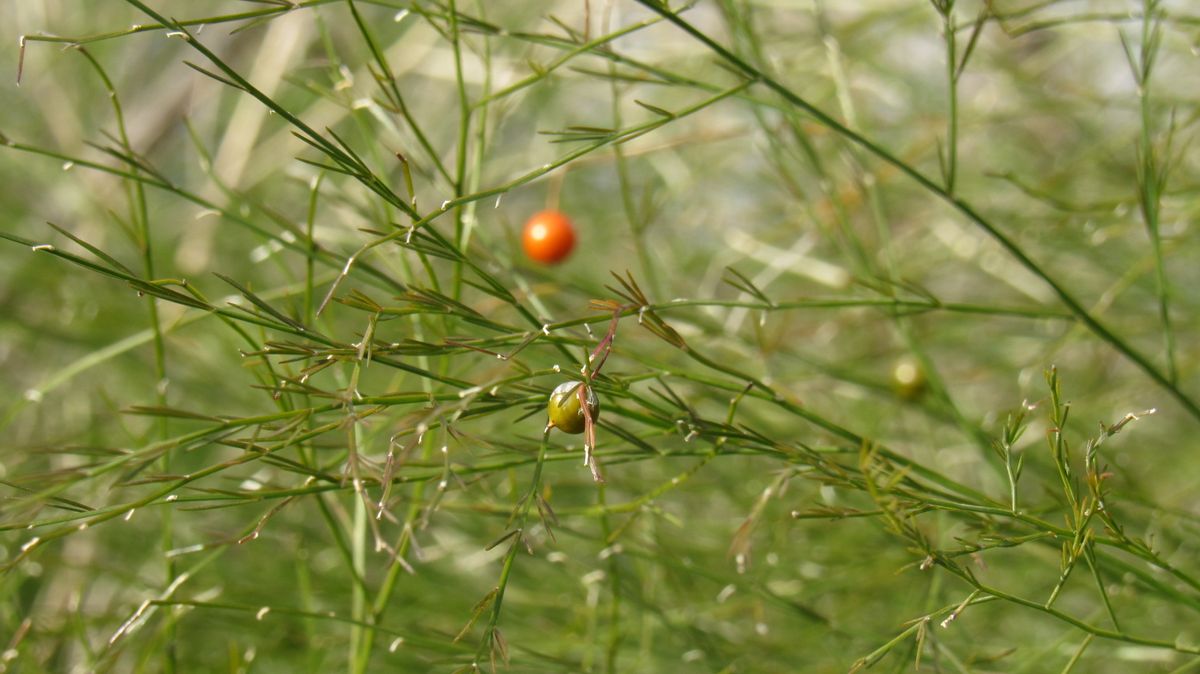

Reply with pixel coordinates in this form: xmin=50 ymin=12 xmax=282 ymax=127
xmin=474 ymin=429 xmax=552 ymax=666
xmin=942 ymin=565 xmax=1200 ymax=655
xmin=941 ymin=2 xmax=959 ymax=195
xmin=76 ymin=46 xmax=176 ymax=674
xmin=448 ymin=0 xmax=472 ymax=301
xmin=1132 ymin=0 xmax=1177 ymax=383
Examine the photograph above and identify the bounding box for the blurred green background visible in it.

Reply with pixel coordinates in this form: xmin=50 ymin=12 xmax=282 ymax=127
xmin=2 ymin=1 xmax=1200 ymax=672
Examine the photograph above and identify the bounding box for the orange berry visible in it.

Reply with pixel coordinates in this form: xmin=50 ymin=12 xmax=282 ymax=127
xmin=522 ymin=209 xmax=576 ymax=264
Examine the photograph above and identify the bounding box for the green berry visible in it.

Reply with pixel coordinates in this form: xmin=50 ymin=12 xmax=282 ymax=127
xmin=891 ymin=356 xmax=927 ymax=400
xmin=547 ymin=381 xmax=599 ymax=434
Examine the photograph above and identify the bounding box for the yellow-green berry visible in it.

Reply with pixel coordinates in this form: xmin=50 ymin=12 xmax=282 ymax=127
xmin=547 ymin=381 xmax=599 ymax=434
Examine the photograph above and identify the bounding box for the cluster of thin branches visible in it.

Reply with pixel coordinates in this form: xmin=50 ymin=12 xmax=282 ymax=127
xmin=2 ymin=1 xmax=1199 ymax=672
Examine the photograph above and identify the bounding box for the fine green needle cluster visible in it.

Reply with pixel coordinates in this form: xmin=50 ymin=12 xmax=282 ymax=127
xmin=2 ymin=1 xmax=1199 ymax=672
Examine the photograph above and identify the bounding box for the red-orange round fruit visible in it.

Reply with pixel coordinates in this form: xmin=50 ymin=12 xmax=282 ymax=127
xmin=522 ymin=210 xmax=576 ymax=264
